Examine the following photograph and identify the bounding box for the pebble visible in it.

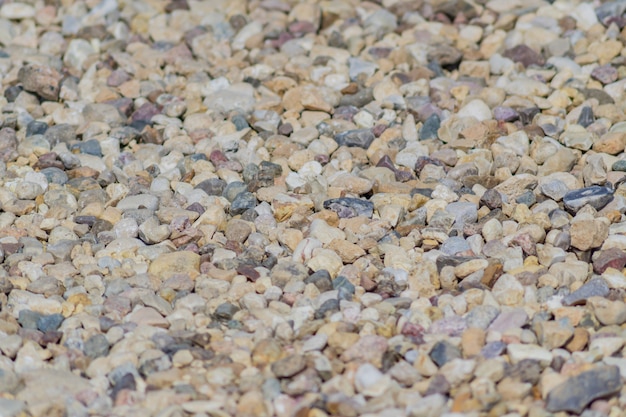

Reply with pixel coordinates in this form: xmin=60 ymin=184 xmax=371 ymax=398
xmin=546 ymin=366 xmax=623 ymax=414
xmin=563 ymin=186 xmax=614 ymax=212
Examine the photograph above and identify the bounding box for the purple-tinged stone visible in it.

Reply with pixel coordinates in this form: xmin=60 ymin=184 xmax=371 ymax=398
xmin=593 ymin=247 xmax=626 ymax=274
xmin=131 ymin=102 xmax=161 ymax=123
xmin=107 ymin=69 xmax=132 ymax=87
xmin=503 ymin=44 xmax=545 ymax=67
xmin=480 ymin=341 xmax=507 ymax=358
xmin=401 ymin=322 xmax=425 ymax=344
xmin=106 ymin=98 xmax=134 ymax=117
xmin=562 ymin=278 xmax=609 ymax=306
xmin=518 ymin=107 xmax=539 ymax=125
xmin=509 ymin=233 xmax=537 ymax=256
xmin=488 ymin=308 xmax=528 ymax=333
xmin=333 ymin=105 xmax=359 ymax=121
xmin=372 ymin=124 xmax=387 ymax=137
xmin=493 ymin=106 xmax=519 ymax=122
xmin=368 ymin=47 xmax=392 ymax=58
xmin=288 ymin=20 xmax=317 ymax=35
xmin=591 ymin=64 xmax=618 ymax=84
xmin=428 ymin=316 xmax=467 ymax=337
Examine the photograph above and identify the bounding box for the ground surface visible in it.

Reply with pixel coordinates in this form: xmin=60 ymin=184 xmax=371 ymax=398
xmin=1 ymin=0 xmax=626 ymax=416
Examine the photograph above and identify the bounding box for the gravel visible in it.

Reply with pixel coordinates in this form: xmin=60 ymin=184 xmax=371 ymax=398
xmin=0 ymin=0 xmax=626 ymax=416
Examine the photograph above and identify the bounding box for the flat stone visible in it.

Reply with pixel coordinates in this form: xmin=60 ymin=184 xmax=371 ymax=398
xmin=546 ymin=366 xmax=622 ymax=414
xmin=563 ymin=186 xmax=613 ymax=212
xmin=562 ymin=278 xmax=610 ymax=306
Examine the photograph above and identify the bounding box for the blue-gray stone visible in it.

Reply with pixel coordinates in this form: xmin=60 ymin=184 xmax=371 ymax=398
xmin=231 ymin=114 xmax=249 ymax=131
xmin=480 ymin=341 xmax=507 ymax=359
xmin=323 ymin=197 xmax=374 ymax=218
xmin=334 ymin=129 xmax=375 ymax=149
xmin=222 ymin=181 xmax=248 ymax=202
xmin=73 ymin=139 xmax=102 ymax=156
xmin=315 ymin=298 xmax=340 ymax=319
xmin=419 ymin=113 xmax=440 ymax=140
xmin=465 ymin=305 xmax=499 ymax=329
xmin=577 ymin=106 xmax=594 ymax=128
xmin=563 ymin=185 xmax=613 ymax=212
xmin=562 ymin=278 xmax=609 ymax=306
xmin=332 ymin=275 xmax=355 ymax=294
xmin=230 ymin=191 xmax=257 ymax=215
xmin=18 ymin=310 xmax=42 ymax=330
xmin=546 ymin=366 xmax=622 ymax=414
xmin=440 ymin=236 xmax=470 ymax=255
xmin=26 ymin=121 xmax=48 ymax=137
xmin=515 ymin=190 xmax=536 ymax=206
xmin=40 ymin=167 xmax=68 ymax=185
xmin=84 ymin=334 xmax=110 ymax=359
xmin=36 ymin=313 xmax=64 ymax=332
xmin=612 ymin=160 xmax=626 ymax=172
xmin=429 ymin=340 xmax=461 ymax=367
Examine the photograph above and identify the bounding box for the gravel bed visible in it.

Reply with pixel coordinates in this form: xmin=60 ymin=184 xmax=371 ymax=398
xmin=1 ymin=0 xmax=626 ymax=416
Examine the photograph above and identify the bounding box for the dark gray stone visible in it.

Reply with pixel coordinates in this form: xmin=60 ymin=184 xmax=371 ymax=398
xmin=562 ymin=278 xmax=609 ymax=306
xmin=429 ymin=340 xmax=461 ymax=367
xmin=315 ymin=298 xmax=340 ymax=319
xmin=304 ymin=269 xmax=333 ymax=292
xmin=577 ymin=106 xmax=594 ymax=128
xmin=40 ymin=167 xmax=68 ymax=185
xmin=222 ymin=181 xmax=248 ymax=202
xmin=195 ymin=178 xmax=226 ymax=196
xmin=334 ymin=128 xmax=375 ymax=149
xmin=563 ymin=185 xmax=613 ymax=212
xmin=323 ymin=197 xmax=374 ymax=218
xmin=546 ymin=366 xmax=622 ymax=414
xmin=332 ymin=275 xmax=355 ymax=294
xmin=230 ymin=191 xmax=257 ymax=215
xmin=214 ymin=302 xmax=239 ymax=321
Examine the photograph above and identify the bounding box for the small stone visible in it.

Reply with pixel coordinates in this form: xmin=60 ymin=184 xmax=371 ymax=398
xmin=563 ymin=186 xmax=613 ymax=212
xmin=587 ymin=296 xmax=626 ymax=325
xmin=570 ymin=219 xmax=609 ymax=251
xmin=323 ymin=197 xmax=374 ymax=218
xmin=593 ymin=248 xmax=626 ymax=274
xmin=503 ymin=44 xmax=545 ymax=68
xmin=417 ymin=115 xmax=440 ymax=143
xmin=334 ymin=129 xmax=375 ymax=149
xmin=429 ymin=340 xmax=461 ymax=367
xmin=562 ymin=279 xmax=610 ymax=306
xmin=507 ymin=343 xmax=552 ymax=366
xmin=18 ymin=64 xmax=62 ymax=101
xmin=83 ymin=334 xmax=109 ymax=359
xmin=591 ymin=64 xmax=618 ymax=84
xmin=148 ymin=251 xmax=200 ymax=280
xmin=271 ymin=354 xmax=306 ymax=378
xmin=577 ymin=106 xmax=594 ymax=128
xmin=546 ymin=366 xmax=623 ymax=414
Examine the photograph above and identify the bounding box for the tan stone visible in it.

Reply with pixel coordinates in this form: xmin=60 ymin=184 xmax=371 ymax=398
xmin=148 ymin=251 xmax=200 ymax=280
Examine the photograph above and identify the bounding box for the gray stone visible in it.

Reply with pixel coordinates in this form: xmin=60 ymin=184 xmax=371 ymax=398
xmin=546 ymin=366 xmax=622 ymax=414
